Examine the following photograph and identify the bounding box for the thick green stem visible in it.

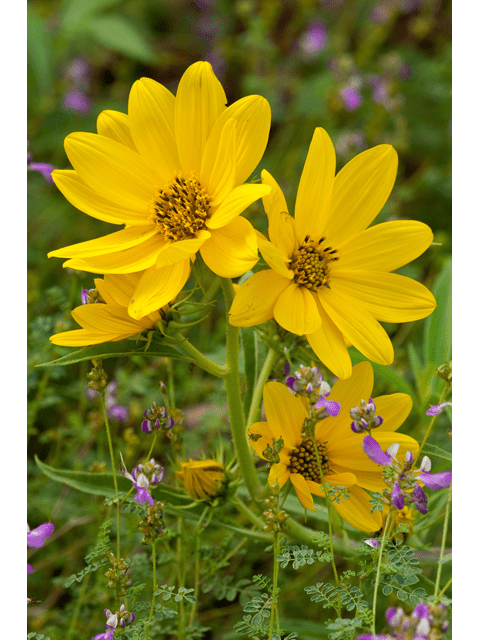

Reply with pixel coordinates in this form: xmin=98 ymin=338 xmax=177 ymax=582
xmin=415 ymin=381 xmax=451 ymax=465
xmin=372 ymin=511 xmax=392 ymax=635
xmin=101 ymin=394 xmax=121 ymax=563
xmin=221 ymin=278 xmax=260 ymax=498
xmin=145 ymin=540 xmax=157 ymax=640
xmin=232 ymin=497 xmax=267 ymax=531
xmin=246 ymin=347 xmax=277 ymax=427
xmin=434 ymin=486 xmax=452 ymax=601
xmin=174 ymin=334 xmax=227 ymax=378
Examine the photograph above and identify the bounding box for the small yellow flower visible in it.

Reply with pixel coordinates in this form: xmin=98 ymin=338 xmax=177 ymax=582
xmin=229 ymin=128 xmax=436 ymax=379
xmin=248 ymin=361 xmax=419 ymax=532
xmin=49 ymin=272 xmax=167 ymax=346
xmin=48 ymin=61 xmax=271 ymax=320
xmin=176 ymin=459 xmax=226 ymax=501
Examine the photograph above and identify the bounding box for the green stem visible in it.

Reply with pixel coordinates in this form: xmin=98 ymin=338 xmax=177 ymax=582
xmin=177 ymin=516 xmax=186 ymax=639
xmin=232 ymin=497 xmax=267 ymax=531
xmin=145 ymin=540 xmax=157 ymax=640
xmin=415 ymin=381 xmax=451 ymax=465
xmin=434 ymin=486 xmax=452 ymax=601
xmin=372 ymin=511 xmax=392 ymax=635
xmin=145 ymin=432 xmax=159 ymax=462
xmin=438 ymin=576 xmax=452 ymax=599
xmin=101 ymin=394 xmax=121 ymax=562
xmin=221 ymin=278 xmax=260 ymax=499
xmin=246 ymin=347 xmax=277 ymax=427
xmin=268 ymin=532 xmax=280 ymax=639
xmin=174 ymin=334 xmax=227 ymax=378
xmin=65 ymin=572 xmax=90 ymax=640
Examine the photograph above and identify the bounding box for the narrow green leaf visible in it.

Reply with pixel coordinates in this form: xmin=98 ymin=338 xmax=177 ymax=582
xmin=60 ymin=0 xmax=123 ymax=32
xmin=86 ymin=15 xmax=155 ymax=63
xmin=27 ymin=8 xmax=54 ymax=92
xmin=37 ymin=340 xmax=192 ymax=367
xmin=420 ymin=442 xmax=452 ymax=462
xmin=423 ymin=258 xmax=452 ymax=377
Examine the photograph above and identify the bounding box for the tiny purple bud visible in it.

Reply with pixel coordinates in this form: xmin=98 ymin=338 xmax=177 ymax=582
xmin=385 ymin=606 xmax=404 ymax=627
xmin=405 ymin=450 xmax=414 ymax=465
xmin=141 ymin=419 xmax=152 ymax=434
xmin=391 ymin=481 xmax=405 ymax=510
xmin=412 ymin=602 xmax=430 ymax=620
xmin=373 ymin=415 xmax=383 ymax=427
xmin=306 ymin=382 xmax=313 ymax=394
xmin=29 ymin=162 xmax=55 ymax=183
xmin=417 ymin=471 xmax=452 ymax=490
xmin=364 ymin=538 xmax=380 ymax=548
xmin=386 ymin=442 xmax=400 ymax=459
xmin=27 ymin=563 xmax=34 ymax=574
xmin=412 ymin=483 xmax=428 ymax=514
xmin=27 ymin=523 xmax=55 ymax=548
xmin=419 ymin=456 xmax=432 ymax=473
xmin=362 ymin=436 xmax=393 ymax=466
xmin=81 ymin=289 xmax=90 ymax=304
xmin=285 ymin=376 xmax=296 ymax=390
xmin=426 ymin=401 xmax=452 ymax=416
xmin=283 ymin=362 xmax=291 ymax=376
xmin=315 ymin=396 xmax=341 ymax=416
xmin=63 ymin=90 xmax=92 ymax=114
xmin=108 ymin=405 xmax=129 ymax=422
xmin=351 ymin=421 xmax=362 ymax=433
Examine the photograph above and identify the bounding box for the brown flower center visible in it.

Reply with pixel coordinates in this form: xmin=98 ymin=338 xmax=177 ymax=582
xmin=288 ymin=438 xmax=331 ymax=482
xmin=149 ymin=173 xmax=212 ymax=241
xmin=290 ymin=236 xmax=339 ymax=291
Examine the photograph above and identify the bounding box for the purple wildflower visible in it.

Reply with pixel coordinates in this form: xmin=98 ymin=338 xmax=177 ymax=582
xmin=27 ymin=522 xmax=55 ymax=548
xmin=362 ymin=436 xmax=393 ymax=466
xmin=364 ymin=538 xmax=380 ymax=548
xmin=340 ymin=79 xmax=362 ymax=111
xmin=417 ymin=470 xmax=452 ymax=491
xmin=315 ymin=396 xmax=341 ymax=416
xmin=119 ymin=457 xmax=164 ymax=506
xmin=426 ymin=401 xmax=452 ymax=416
xmin=28 ymin=162 xmax=55 ymax=183
xmin=391 ymin=481 xmax=405 ymax=510
xmin=86 ymin=380 xmax=129 ymax=423
xmin=92 ymin=605 xmax=134 ymax=640
xmin=350 ymin=398 xmax=383 ymax=433
xmin=299 ymin=21 xmax=328 ymax=55
xmin=63 ymin=90 xmax=92 ymax=113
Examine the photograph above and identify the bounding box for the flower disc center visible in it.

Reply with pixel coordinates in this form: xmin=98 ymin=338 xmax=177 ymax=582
xmin=149 ymin=173 xmax=212 ymax=241
xmin=290 ymin=237 xmax=338 ymax=290
xmin=289 ymin=438 xmax=331 ymax=482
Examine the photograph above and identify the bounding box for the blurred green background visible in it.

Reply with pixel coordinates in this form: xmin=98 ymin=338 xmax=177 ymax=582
xmin=27 ymin=1 xmax=451 ymax=638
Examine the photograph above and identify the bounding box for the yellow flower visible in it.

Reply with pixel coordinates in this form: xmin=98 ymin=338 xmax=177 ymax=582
xmin=176 ymin=459 xmax=226 ymax=501
xmin=49 ymin=272 xmax=167 ymax=346
xmin=248 ymin=361 xmax=419 ymax=532
xmin=48 ymin=61 xmax=271 ymax=320
xmin=229 ymin=128 xmax=436 ymax=379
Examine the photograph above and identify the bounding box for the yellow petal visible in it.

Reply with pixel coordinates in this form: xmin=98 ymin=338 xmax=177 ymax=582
xmin=96 ymin=110 xmax=136 ymax=151
xmin=332 ymin=486 xmax=382 ymax=532
xmin=128 ymin=260 xmax=191 ymax=319
xmin=128 ymin=77 xmax=181 ymax=177
xmin=290 ymin=473 xmax=316 ymax=511
xmin=372 ymin=393 xmax=412 ymax=432
xmin=155 ymin=230 xmax=211 ymax=268
xmin=263 ymin=381 xmax=307 ymax=449
xmin=306 ymin=472 xmax=357 ymax=498
xmin=331 ymin=271 xmax=437 ymax=323
xmin=228 ymin=270 xmax=291 ymax=327
xmin=50 ymin=329 xmax=117 ymax=346
xmin=320 ymin=285 xmax=394 ymax=365
xmin=327 ymin=144 xmax=398 ymax=248
xmin=200 ymin=217 xmax=258 ymax=278
xmin=207 ymin=183 xmax=271 ymax=229
xmin=256 ymin=231 xmax=293 ymax=279
xmin=204 ymin=95 xmax=271 ymax=186
xmin=200 ymin=118 xmax=237 ymax=202
xmin=48 ymin=225 xmax=159 ymax=259
xmin=261 ymin=170 xmax=297 ymax=258
xmin=273 ymin=283 xmax=322 ymax=335
xmin=175 ymin=61 xmax=227 ymax=174
xmin=339 ymin=220 xmax=434 ymax=271
xmin=64 ymin=132 xmax=162 ymax=209
xmin=294 ymin=128 xmax=336 ymax=243
xmin=62 ymin=234 xmax=167 ymax=274
xmin=95 ymin=273 xmax=141 ymax=307
xmin=247 ymin=421 xmax=275 ymax=459
xmin=268 ymin=462 xmax=291 ymax=489
xmin=52 ymin=170 xmax=151 ymax=225
xmin=71 ymin=303 xmax=152 ymax=335
xmin=306 ymin=296 xmax=352 ymax=380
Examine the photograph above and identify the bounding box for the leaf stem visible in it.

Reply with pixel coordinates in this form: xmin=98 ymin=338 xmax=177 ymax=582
xmin=246 ymin=347 xmax=277 ymax=427
xmin=100 ymin=393 xmax=121 ymax=563
xmin=434 ymin=485 xmax=452 ymax=601
xmin=145 ymin=539 xmax=157 ymax=640
xmin=268 ymin=532 xmax=280 ymax=639
xmin=372 ymin=511 xmax=392 ymax=635
xmin=174 ymin=334 xmax=227 ymax=378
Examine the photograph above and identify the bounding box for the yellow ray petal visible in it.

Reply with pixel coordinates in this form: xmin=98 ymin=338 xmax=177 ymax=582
xmin=290 ymin=473 xmax=316 ymax=511
xmin=273 ymin=284 xmax=322 ymax=335
xmin=64 ymin=132 xmax=163 ymax=209
xmin=331 ymin=271 xmax=437 ymax=323
xmin=52 ymin=170 xmax=151 ymax=225
xmin=96 ymin=110 xmax=136 ymax=151
xmin=247 ymin=421 xmax=275 ymax=459
xmin=263 ymin=381 xmax=307 ymax=449
xmin=229 ymin=270 xmax=291 ymax=327
xmin=62 ymin=234 xmax=167 ymax=274
xmin=71 ymin=304 xmax=151 ymax=335
xmin=306 ymin=296 xmax=352 ymax=380
xmin=128 ymin=260 xmax=191 ymax=319
xmin=50 ymin=329 xmax=121 ymax=346
xmin=333 ymin=486 xmax=383 ymax=532
xmin=175 ymin=61 xmax=227 ymax=174
xmin=261 ymin=170 xmax=297 ymax=258
xmin=204 ymin=95 xmax=271 ymax=187
xmin=155 ymin=230 xmax=211 ymax=268
xmin=320 ymin=285 xmax=394 ymax=365
xmin=268 ymin=463 xmax=291 ymax=489
xmin=372 ymin=393 xmax=412 ymax=432
xmin=207 ymin=183 xmax=271 ymax=229
xmin=48 ymin=225 xmax=158 ymax=259
xmin=200 ymin=118 xmax=237 ymax=202
xmin=256 ymin=231 xmax=293 ymax=279
xmin=294 ymin=128 xmax=336 ymax=244
xmin=128 ymin=77 xmax=181 ymax=177
xmin=339 ymin=220 xmax=434 ymax=271
xmin=327 ymin=144 xmax=398 ymax=248
xmin=200 ymin=217 xmax=258 ymax=278
xmin=94 ymin=273 xmax=141 ymax=308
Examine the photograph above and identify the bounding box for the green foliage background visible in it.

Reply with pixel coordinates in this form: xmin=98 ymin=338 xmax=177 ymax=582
xmin=27 ymin=1 xmax=451 ymax=638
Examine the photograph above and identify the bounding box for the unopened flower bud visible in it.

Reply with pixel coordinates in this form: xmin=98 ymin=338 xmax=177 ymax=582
xmin=176 ymin=459 xmax=226 ymax=501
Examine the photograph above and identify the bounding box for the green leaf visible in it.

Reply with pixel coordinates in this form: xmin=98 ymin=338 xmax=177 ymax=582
xmin=86 ymin=15 xmax=155 ymax=63
xmin=27 ymin=8 xmax=54 ymax=92
xmin=421 ymin=442 xmax=452 ymax=462
xmin=423 ymin=258 xmax=452 ymax=376
xmin=60 ymin=0 xmax=123 ymax=32
xmin=439 ymin=553 xmax=452 ymax=565
xmin=37 ymin=339 xmax=192 ymax=367
xmin=382 ymin=585 xmax=393 ymax=596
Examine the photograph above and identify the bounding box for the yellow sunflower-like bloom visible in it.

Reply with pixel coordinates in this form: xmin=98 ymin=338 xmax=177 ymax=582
xmin=229 ymin=127 xmax=436 ymax=379
xmin=248 ymin=361 xmax=419 ymax=532
xmin=176 ymin=459 xmax=226 ymax=501
xmin=50 ymin=272 xmax=167 ymax=346
xmin=48 ymin=61 xmax=271 ymax=320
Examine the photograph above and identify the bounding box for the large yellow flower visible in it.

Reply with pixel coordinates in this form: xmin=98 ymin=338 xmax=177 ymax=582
xmin=248 ymin=361 xmax=419 ymax=532
xmin=48 ymin=62 xmax=271 ymax=319
xmin=50 ymin=272 xmax=167 ymax=346
xmin=229 ymin=128 xmax=436 ymax=379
